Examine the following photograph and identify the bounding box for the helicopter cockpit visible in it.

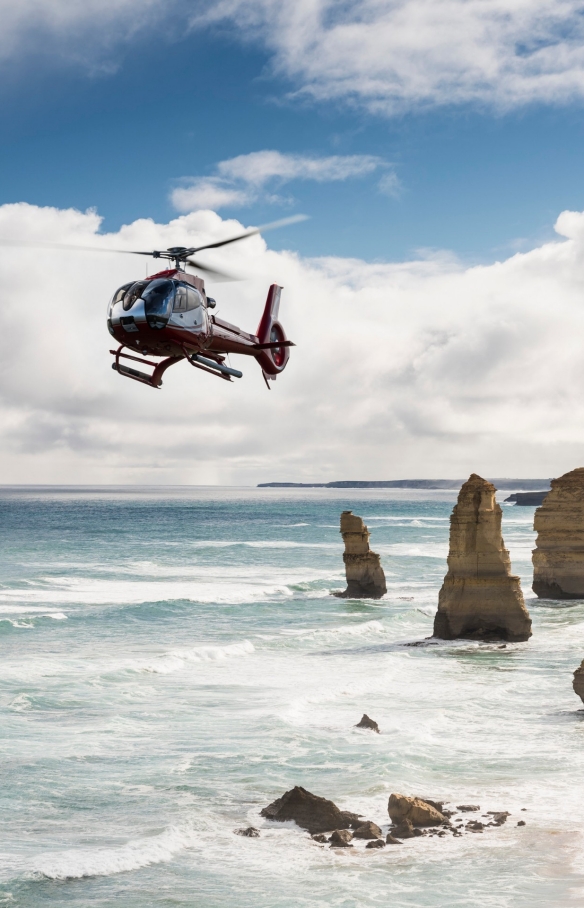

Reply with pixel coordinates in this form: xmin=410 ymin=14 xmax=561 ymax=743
xmin=108 ymin=278 xmax=207 ymax=333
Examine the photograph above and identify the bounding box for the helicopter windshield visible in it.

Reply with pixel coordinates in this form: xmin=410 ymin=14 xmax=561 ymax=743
xmin=142 ymin=279 xmax=175 ymax=329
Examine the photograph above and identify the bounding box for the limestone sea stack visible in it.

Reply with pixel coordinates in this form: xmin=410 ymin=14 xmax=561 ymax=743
xmin=573 ymin=660 xmax=584 ymax=705
xmin=433 ymin=474 xmax=532 ymax=642
xmin=532 ymin=469 xmax=584 ymax=599
xmin=335 ymin=511 xmax=387 ymax=599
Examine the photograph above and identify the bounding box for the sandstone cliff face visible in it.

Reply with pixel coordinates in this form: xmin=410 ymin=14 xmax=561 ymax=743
xmin=433 ymin=474 xmax=532 ymax=641
xmin=573 ymin=660 xmax=584 ymax=705
xmin=532 ymin=468 xmax=584 ymax=599
xmin=335 ymin=510 xmax=387 ymax=599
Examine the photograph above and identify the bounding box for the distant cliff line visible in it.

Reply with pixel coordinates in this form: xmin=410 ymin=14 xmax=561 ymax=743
xmin=258 ymin=479 xmax=552 ymax=490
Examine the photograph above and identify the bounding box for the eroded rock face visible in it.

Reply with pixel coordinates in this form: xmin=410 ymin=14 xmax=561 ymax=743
xmin=388 ymin=794 xmax=447 ymax=827
xmin=532 ymin=469 xmax=584 ymax=599
xmin=334 ymin=511 xmax=387 ymax=599
xmin=260 ymin=786 xmax=360 ymax=834
xmin=573 ymin=660 xmax=584 ymax=704
xmin=433 ymin=474 xmax=532 ymax=642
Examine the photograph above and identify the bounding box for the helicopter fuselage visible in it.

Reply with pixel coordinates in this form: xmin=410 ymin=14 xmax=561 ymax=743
xmin=107 ymin=268 xmax=291 ymax=388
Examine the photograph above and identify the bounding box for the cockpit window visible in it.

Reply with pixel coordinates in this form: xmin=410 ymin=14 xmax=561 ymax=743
xmin=142 ymin=279 xmax=175 ymax=329
xmin=112 ymin=282 xmax=133 ymax=306
xmin=123 ymin=281 xmax=149 ymax=311
xmin=186 ymin=286 xmax=204 ymax=310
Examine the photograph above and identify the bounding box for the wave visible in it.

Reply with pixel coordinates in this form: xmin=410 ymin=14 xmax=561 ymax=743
xmin=31 ymin=825 xmax=198 ymax=880
xmin=139 ymin=639 xmax=255 ymax=674
xmin=258 ymin=619 xmax=386 ymax=644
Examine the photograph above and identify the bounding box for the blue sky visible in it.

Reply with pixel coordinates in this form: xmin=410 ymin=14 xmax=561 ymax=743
xmin=2 ymin=2 xmax=584 ymax=264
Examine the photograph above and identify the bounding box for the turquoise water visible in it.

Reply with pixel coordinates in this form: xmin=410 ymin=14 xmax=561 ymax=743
xmin=0 ymin=486 xmax=583 ymax=907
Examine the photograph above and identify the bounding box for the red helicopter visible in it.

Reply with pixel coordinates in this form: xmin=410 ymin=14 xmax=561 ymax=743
xmin=8 ymin=216 xmax=299 ymax=390
xmin=107 ymin=218 xmax=298 ymax=389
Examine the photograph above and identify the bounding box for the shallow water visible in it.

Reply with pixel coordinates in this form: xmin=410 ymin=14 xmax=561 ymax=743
xmin=0 ymin=486 xmax=583 ymax=907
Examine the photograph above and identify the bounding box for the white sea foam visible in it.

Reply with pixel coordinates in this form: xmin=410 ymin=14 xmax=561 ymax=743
xmin=139 ymin=639 xmax=255 ymax=674
xmin=31 ymin=825 xmax=198 ymax=879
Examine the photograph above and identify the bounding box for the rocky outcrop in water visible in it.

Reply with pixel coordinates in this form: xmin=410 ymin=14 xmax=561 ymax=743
xmin=388 ymin=793 xmax=448 ymax=827
xmin=260 ymin=786 xmax=360 ymax=834
xmin=355 ymin=714 xmax=379 ymax=733
xmin=334 ymin=511 xmax=387 ymax=599
xmin=573 ymin=660 xmax=584 ymax=704
xmin=532 ymin=469 xmax=584 ymax=599
xmin=433 ymin=474 xmax=532 ymax=642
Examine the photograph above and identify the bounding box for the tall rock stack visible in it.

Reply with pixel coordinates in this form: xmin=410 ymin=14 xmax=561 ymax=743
xmin=335 ymin=511 xmax=387 ymax=599
xmin=532 ymin=468 xmax=584 ymax=599
xmin=433 ymin=474 xmax=532 ymax=641
xmin=573 ymin=661 xmax=584 ymax=705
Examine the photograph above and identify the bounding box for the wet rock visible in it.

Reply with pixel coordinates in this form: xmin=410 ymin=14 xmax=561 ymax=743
xmin=457 ymin=805 xmax=480 ymax=812
xmin=433 ymin=474 xmax=532 ymax=642
xmin=517 ymin=820 xmax=526 ymax=826
xmin=532 ymin=469 xmax=584 ymax=598
xmin=366 ymin=838 xmax=386 ymax=849
xmin=573 ymin=660 xmax=584 ymax=705
xmin=388 ymin=793 xmax=448 ymax=827
xmin=355 ymin=714 xmax=380 ymax=733
xmin=334 ymin=511 xmax=387 ymax=599
xmin=311 ymin=834 xmax=329 ymax=843
xmin=330 ymin=829 xmax=353 ymax=847
xmin=466 ymin=820 xmax=484 ymax=832
xmin=235 ymin=827 xmax=260 ymax=837
xmin=385 ymin=834 xmax=403 ymax=844
xmin=486 ymin=811 xmax=509 ymax=826
xmin=261 ymin=786 xmax=360 ymax=834
xmin=391 ymin=819 xmax=415 ymax=839
xmin=353 ymin=821 xmax=383 ymax=840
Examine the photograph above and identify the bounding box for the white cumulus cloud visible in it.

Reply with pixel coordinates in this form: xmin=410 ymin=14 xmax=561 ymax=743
xmin=194 ymin=0 xmax=584 ymax=112
xmin=171 ymin=150 xmax=392 ymax=212
xmin=1 ymin=202 xmax=584 ymax=483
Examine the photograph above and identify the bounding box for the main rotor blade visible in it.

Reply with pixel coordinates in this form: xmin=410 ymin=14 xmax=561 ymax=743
xmin=185 ymin=258 xmax=241 ymax=282
xmin=191 ymin=214 xmax=308 ymax=253
xmin=0 ymin=239 xmax=158 ymax=256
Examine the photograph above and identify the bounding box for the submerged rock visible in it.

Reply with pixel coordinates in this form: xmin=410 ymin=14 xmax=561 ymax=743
xmin=366 ymin=838 xmax=386 ymax=848
xmin=573 ymin=660 xmax=584 ymax=704
xmin=355 ymin=714 xmax=380 ymax=733
xmin=235 ymin=827 xmax=260 ymax=837
xmin=261 ymin=786 xmax=360 ymax=834
xmin=334 ymin=511 xmax=387 ymax=599
xmin=433 ymin=474 xmax=532 ymax=642
xmin=388 ymin=794 xmax=447 ymax=827
xmin=353 ymin=821 xmax=383 ymax=839
xmin=532 ymin=469 xmax=584 ymax=599
xmin=457 ymin=804 xmax=480 ymax=812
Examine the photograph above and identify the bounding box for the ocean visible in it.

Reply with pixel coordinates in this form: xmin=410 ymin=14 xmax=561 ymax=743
xmin=0 ymin=485 xmax=583 ymax=907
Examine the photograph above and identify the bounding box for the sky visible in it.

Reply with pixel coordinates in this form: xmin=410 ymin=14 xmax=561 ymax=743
xmin=2 ymin=0 xmax=584 ymax=483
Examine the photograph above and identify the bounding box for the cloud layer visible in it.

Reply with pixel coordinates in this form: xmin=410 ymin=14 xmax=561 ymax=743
xmin=171 ymin=150 xmax=391 ymax=212
xmin=1 ymin=201 xmax=584 ymax=484
xmin=4 ymin=1 xmax=584 ymax=112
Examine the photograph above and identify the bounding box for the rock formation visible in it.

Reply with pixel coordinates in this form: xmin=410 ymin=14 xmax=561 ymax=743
xmin=260 ymin=786 xmax=360 ymax=834
xmin=433 ymin=474 xmax=532 ymax=641
xmin=388 ymin=794 xmax=447 ymax=827
xmin=532 ymin=469 xmax=584 ymax=598
xmin=353 ymin=821 xmax=382 ymax=839
xmin=355 ymin=714 xmax=379 ymax=733
xmin=334 ymin=511 xmax=387 ymax=599
xmin=573 ymin=660 xmax=584 ymax=704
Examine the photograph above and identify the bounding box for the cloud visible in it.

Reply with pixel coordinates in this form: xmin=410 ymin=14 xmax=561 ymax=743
xmin=171 ymin=150 xmax=392 ymax=211
xmin=4 ymin=1 xmax=584 ymax=112
xmin=2 ymin=201 xmax=584 ymax=483
xmin=192 ymin=0 xmax=584 ymax=113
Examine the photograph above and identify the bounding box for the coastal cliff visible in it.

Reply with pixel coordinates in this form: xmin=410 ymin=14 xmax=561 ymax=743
xmin=532 ymin=468 xmax=584 ymax=599
xmin=334 ymin=511 xmax=386 ymax=599
xmin=433 ymin=474 xmax=532 ymax=641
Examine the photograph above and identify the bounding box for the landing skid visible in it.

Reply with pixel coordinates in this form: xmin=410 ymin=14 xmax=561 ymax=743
xmin=110 ymin=347 xmax=183 ymax=388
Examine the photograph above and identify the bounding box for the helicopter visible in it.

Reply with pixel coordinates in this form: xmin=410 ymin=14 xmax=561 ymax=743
xmin=5 ymin=216 xmax=300 ymax=390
